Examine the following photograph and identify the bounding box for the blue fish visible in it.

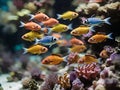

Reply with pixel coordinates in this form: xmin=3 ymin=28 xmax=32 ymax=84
xmin=35 ymin=36 xmax=58 ymax=47
xmin=83 ymin=17 xmax=111 ymax=25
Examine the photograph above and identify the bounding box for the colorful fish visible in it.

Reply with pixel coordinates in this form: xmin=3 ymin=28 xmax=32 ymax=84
xmin=70 ymin=45 xmax=87 ymax=53
xmin=47 ymin=23 xmax=72 ymax=33
xmin=22 ymin=31 xmax=44 ymax=42
xmin=23 ymin=44 xmax=48 ymax=54
xmin=71 ymin=25 xmax=94 ymax=36
xmin=69 ymin=37 xmax=84 ymax=46
xmin=28 ymin=12 xmax=49 ymax=22
xmin=78 ymin=55 xmax=98 ymax=64
xmin=83 ymin=17 xmax=111 ymax=25
xmin=100 ymin=49 xmax=109 ymax=58
xmin=35 ymin=36 xmax=58 ymax=47
xmin=19 ymin=21 xmax=41 ymax=31
xmin=100 ymin=46 xmax=115 ymax=58
xmin=42 ymin=54 xmax=64 ymax=65
xmin=41 ymin=18 xmax=59 ymax=27
xmin=88 ymin=33 xmax=113 ymax=43
xmin=57 ymin=11 xmax=79 ymax=20
xmin=56 ymin=39 xmax=69 ymax=46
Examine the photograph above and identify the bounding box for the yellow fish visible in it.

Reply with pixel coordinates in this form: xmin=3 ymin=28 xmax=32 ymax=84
xmin=71 ymin=26 xmax=94 ymax=36
xmin=88 ymin=33 xmax=112 ymax=43
xmin=78 ymin=55 xmax=98 ymax=64
xmin=42 ymin=54 xmax=64 ymax=65
xmin=47 ymin=23 xmax=72 ymax=33
xmin=22 ymin=31 xmax=44 ymax=42
xmin=57 ymin=11 xmax=78 ymax=20
xmin=70 ymin=45 xmax=87 ymax=53
xmin=23 ymin=44 xmax=48 ymax=54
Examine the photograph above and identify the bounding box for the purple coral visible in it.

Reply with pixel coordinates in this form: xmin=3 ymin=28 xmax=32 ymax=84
xmin=40 ymin=73 xmax=58 ymax=90
xmin=30 ymin=67 xmax=42 ymax=81
xmin=75 ymin=63 xmax=101 ymax=79
xmin=71 ymin=78 xmax=84 ymax=90
xmin=106 ymin=52 xmax=120 ymax=65
xmin=105 ymin=78 xmax=119 ymax=90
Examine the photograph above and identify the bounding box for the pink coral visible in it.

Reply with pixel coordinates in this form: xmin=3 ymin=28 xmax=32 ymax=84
xmin=75 ymin=63 xmax=101 ymax=79
xmin=67 ymin=52 xmax=80 ymax=65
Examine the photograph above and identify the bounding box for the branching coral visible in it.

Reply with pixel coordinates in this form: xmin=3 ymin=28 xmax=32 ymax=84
xmin=75 ymin=63 xmax=101 ymax=79
xmin=40 ymin=73 xmax=58 ymax=90
xmin=58 ymin=72 xmax=71 ymax=89
xmin=67 ymin=52 xmax=80 ymax=65
xmin=76 ymin=2 xmax=120 ymax=15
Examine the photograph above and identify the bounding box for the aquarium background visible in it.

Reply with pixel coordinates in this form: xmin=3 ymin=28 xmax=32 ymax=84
xmin=0 ymin=0 xmax=120 ymax=90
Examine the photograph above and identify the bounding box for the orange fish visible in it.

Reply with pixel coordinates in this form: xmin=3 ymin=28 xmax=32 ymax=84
xmin=78 ymin=55 xmax=98 ymax=64
xmin=70 ymin=45 xmax=86 ymax=53
xmin=57 ymin=39 xmax=69 ymax=46
xmin=88 ymin=33 xmax=112 ymax=43
xmin=20 ymin=21 xmax=41 ymax=31
xmin=42 ymin=54 xmax=64 ymax=65
xmin=29 ymin=12 xmax=49 ymax=22
xmin=41 ymin=18 xmax=59 ymax=27
xmin=23 ymin=44 xmax=48 ymax=54
xmin=99 ymin=49 xmax=109 ymax=58
xmin=69 ymin=37 xmax=84 ymax=46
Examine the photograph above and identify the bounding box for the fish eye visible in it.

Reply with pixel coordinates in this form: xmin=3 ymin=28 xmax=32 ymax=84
xmin=23 ymin=35 xmax=28 ymax=38
xmin=72 ymin=31 xmax=77 ymax=34
xmin=64 ymin=27 xmax=67 ymax=30
xmin=44 ymin=16 xmax=48 ymax=20
xmin=90 ymin=38 xmax=94 ymax=41
xmin=44 ymin=60 xmax=49 ymax=63
xmin=53 ymin=37 xmax=57 ymax=41
xmin=84 ymin=20 xmax=88 ymax=23
xmin=73 ymin=13 xmax=78 ymax=16
xmin=41 ymin=47 xmax=46 ymax=51
xmin=36 ymin=25 xmax=39 ymax=28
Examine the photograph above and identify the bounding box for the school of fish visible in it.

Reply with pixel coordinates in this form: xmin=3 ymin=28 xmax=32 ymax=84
xmin=20 ymin=10 xmax=112 ymax=65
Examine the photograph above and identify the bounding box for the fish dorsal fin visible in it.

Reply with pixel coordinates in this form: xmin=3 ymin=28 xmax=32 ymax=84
xmin=96 ymin=32 xmax=106 ymax=35
xmin=51 ymin=54 xmax=62 ymax=57
xmin=85 ymin=54 xmax=96 ymax=58
xmin=63 ymin=11 xmax=73 ymax=14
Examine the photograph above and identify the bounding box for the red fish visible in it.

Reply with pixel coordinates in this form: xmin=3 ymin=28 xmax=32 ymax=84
xmin=41 ymin=18 xmax=59 ymax=27
xmin=69 ymin=37 xmax=84 ymax=46
xmin=19 ymin=21 xmax=41 ymax=31
xmin=29 ymin=12 xmax=49 ymax=22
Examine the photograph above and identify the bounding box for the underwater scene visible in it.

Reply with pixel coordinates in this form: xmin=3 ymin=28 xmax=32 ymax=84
xmin=0 ymin=0 xmax=120 ymax=90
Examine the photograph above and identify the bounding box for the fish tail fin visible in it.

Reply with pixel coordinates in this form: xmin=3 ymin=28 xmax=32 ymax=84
xmin=28 ymin=14 xmax=35 ymax=21
xmin=19 ymin=21 xmax=25 ymax=27
xmin=104 ymin=17 xmax=111 ymax=25
xmin=90 ymin=25 xmax=95 ymax=32
xmin=63 ymin=56 xmax=68 ymax=62
xmin=68 ymin=23 xmax=73 ymax=30
xmin=23 ymin=47 xmax=28 ymax=54
xmin=35 ymin=38 xmax=40 ymax=44
xmin=67 ymin=48 xmax=71 ymax=54
xmin=57 ymin=14 xmax=61 ymax=19
xmin=107 ymin=33 xmax=113 ymax=39
xmin=98 ymin=58 xmax=103 ymax=64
